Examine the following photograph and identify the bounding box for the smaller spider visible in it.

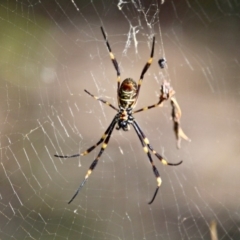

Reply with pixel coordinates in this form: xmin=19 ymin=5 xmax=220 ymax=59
xmin=55 ymin=27 xmax=185 ymax=204
xmin=158 ymin=58 xmax=167 ymax=69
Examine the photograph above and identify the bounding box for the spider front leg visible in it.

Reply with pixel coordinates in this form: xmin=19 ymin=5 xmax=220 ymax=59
xmin=67 ymin=118 xmax=117 ymax=204
xmin=135 ymin=36 xmax=155 ymax=100
xmin=101 ymin=27 xmax=121 ymax=92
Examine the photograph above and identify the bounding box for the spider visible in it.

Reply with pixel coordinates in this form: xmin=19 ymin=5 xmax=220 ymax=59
xmin=54 ymin=27 xmax=183 ymax=204
xmin=158 ymin=58 xmax=167 ymax=69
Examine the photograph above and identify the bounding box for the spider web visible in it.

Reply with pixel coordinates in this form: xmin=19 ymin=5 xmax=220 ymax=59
xmin=0 ymin=0 xmax=240 ymax=239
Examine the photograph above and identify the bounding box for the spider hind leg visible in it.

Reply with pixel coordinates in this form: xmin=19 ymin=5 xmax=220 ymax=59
xmin=67 ymin=117 xmax=117 ymax=204
xmin=132 ymin=121 xmax=162 ymax=204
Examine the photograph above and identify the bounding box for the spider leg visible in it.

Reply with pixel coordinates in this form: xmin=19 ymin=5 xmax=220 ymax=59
xmin=68 ymin=118 xmax=117 ymax=204
xmin=54 ymin=153 xmax=80 ymax=158
xmin=133 ymin=99 xmax=164 ymax=114
xmin=136 ymin=36 xmax=155 ymax=100
xmin=100 ymin=27 xmax=121 ymax=91
xmin=134 ymin=80 xmax=174 ymax=114
xmin=131 ymin=121 xmax=161 ymax=204
xmin=54 ymin=117 xmax=117 ymax=158
xmin=133 ymin=120 xmax=182 ymax=166
xmin=84 ymin=89 xmax=118 ymax=111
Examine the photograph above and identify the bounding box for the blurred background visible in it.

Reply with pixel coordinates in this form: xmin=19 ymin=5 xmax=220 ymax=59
xmin=0 ymin=0 xmax=240 ymax=239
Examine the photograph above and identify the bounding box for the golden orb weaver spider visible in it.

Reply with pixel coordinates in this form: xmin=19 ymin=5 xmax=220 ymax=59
xmin=54 ymin=27 xmax=183 ymax=204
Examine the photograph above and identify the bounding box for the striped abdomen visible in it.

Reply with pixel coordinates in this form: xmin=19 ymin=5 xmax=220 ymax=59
xmin=118 ymin=78 xmax=138 ymax=109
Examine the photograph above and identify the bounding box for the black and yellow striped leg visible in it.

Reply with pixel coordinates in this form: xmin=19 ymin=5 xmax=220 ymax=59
xmin=134 ymin=80 xmax=174 ymax=114
xmin=133 ymin=120 xmax=182 ymax=166
xmin=133 ymin=99 xmax=164 ymax=114
xmin=100 ymin=27 xmax=121 ymax=91
xmin=54 ymin=117 xmax=117 ymax=159
xmin=68 ymin=119 xmax=117 ymax=204
xmin=84 ymin=89 xmax=118 ymax=111
xmin=132 ymin=121 xmax=161 ymax=204
xmin=136 ymin=36 xmax=155 ymax=99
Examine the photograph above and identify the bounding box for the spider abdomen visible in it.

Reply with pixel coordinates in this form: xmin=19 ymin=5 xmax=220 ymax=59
xmin=118 ymin=78 xmax=137 ymax=109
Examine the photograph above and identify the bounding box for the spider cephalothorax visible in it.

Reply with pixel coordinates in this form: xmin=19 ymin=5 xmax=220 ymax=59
xmin=116 ymin=107 xmax=134 ymax=131
xmin=54 ymin=27 xmax=183 ymax=205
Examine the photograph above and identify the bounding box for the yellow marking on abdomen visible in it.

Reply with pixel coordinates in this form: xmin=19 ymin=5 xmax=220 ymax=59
xmin=119 ymin=98 xmax=135 ymax=102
